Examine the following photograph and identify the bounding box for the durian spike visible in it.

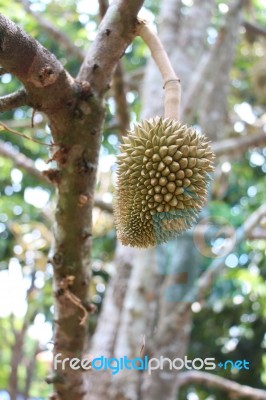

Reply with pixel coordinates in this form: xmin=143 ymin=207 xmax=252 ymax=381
xmin=137 ymin=21 xmax=181 ymax=120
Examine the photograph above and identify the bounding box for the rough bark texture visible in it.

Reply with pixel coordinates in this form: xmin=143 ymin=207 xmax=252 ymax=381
xmin=0 ymin=2 xmax=144 ymax=399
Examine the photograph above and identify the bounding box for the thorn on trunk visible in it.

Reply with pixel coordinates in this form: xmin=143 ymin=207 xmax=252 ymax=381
xmin=45 ymin=373 xmax=65 ymax=385
xmin=49 ymin=393 xmax=60 ymax=400
xmin=92 ymin=63 xmax=99 ymax=71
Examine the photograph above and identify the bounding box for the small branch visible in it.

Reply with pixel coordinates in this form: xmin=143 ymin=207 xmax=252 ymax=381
xmin=112 ymin=62 xmax=130 ymax=138
xmin=178 ymin=371 xmax=266 ymax=399
xmin=249 ymin=227 xmax=266 ymax=240
xmin=0 ymin=121 xmax=54 ymax=146
xmin=0 ymin=139 xmax=113 ymax=213
xmin=0 ymin=118 xmax=45 ymax=129
xmin=171 ymin=204 xmax=266 ymax=310
xmin=198 ymin=203 xmax=266 ymax=297
xmin=18 ymin=0 xmax=85 ymax=62
xmin=0 ymin=139 xmax=51 ymax=183
xmin=243 ymin=203 xmax=266 ymax=237
xmin=243 ymin=20 xmax=266 ymax=39
xmin=0 ymin=89 xmax=28 ymax=112
xmin=137 ymin=21 xmax=181 ymax=119
xmin=0 ymin=13 xmax=66 ymax=91
xmin=181 ymin=50 xmax=212 ymax=118
xmin=98 ymin=0 xmax=109 ymax=18
xmin=97 ymin=0 xmax=129 ymax=139
xmin=23 ymin=341 xmax=41 ymax=400
xmin=212 ymin=132 xmax=266 ymax=157
xmin=0 ymin=67 xmax=7 ymax=75
xmin=77 ymin=0 xmax=146 ymax=95
xmin=124 ymin=66 xmax=145 ymax=91
xmin=93 ymin=198 xmax=113 ymax=214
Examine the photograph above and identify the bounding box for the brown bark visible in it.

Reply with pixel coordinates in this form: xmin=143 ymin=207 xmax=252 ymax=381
xmin=178 ymin=370 xmax=266 ymax=399
xmin=0 ymin=88 xmax=28 ymax=112
xmin=0 ymin=2 xmax=144 ymax=399
xmin=112 ymin=61 xmax=130 ymax=138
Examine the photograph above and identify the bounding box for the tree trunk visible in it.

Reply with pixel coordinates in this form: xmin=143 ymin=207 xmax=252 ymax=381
xmin=0 ymin=2 xmax=145 ymax=399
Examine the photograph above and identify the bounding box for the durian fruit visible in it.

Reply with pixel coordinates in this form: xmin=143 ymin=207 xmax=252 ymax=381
xmin=114 ymin=21 xmax=214 ymax=247
xmin=115 ymin=117 xmax=214 ymax=248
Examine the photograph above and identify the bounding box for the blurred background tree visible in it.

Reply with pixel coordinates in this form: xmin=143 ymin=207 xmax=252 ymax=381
xmin=0 ymin=0 xmax=265 ymax=399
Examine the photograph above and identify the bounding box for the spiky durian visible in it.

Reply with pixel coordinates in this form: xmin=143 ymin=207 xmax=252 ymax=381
xmin=114 ymin=117 xmax=214 ymax=248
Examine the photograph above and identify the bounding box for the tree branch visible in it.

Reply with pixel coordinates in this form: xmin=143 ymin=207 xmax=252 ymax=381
xmin=77 ymin=0 xmax=145 ymax=95
xmin=93 ymin=198 xmax=113 ymax=214
xmin=97 ymin=0 xmax=130 ymax=139
xmin=178 ymin=371 xmax=266 ymax=399
xmin=18 ymin=0 xmax=85 ymax=62
xmin=198 ymin=203 xmax=266 ymax=297
xmin=0 ymin=13 xmax=77 ymax=131
xmin=0 ymin=139 xmax=50 ymax=183
xmin=244 ymin=20 xmax=266 ymax=39
xmin=112 ymin=61 xmax=130 ymax=138
xmin=0 ymin=88 xmax=28 ymax=112
xmin=0 ymin=139 xmax=113 ymax=213
xmin=98 ymin=0 xmax=109 ymax=19
xmin=169 ymin=204 xmax=266 ymax=309
xmin=212 ymin=131 xmax=266 ymax=157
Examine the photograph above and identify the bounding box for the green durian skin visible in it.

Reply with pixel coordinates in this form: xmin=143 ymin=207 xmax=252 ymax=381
xmin=114 ymin=117 xmax=214 ymax=248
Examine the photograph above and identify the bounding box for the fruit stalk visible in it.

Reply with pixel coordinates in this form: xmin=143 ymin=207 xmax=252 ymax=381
xmin=137 ymin=21 xmax=181 ymax=120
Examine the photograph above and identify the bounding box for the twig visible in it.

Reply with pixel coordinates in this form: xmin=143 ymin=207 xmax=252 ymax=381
xmin=0 ymin=118 xmax=45 ymax=129
xmin=0 ymin=139 xmax=114 ymax=213
xmin=98 ymin=0 xmax=129 ymax=139
xmin=98 ymin=0 xmax=109 ymax=18
xmin=198 ymin=203 xmax=266 ymax=297
xmin=18 ymin=0 xmax=84 ymax=62
xmin=77 ymin=0 xmax=145 ymax=95
xmin=112 ymin=62 xmax=130 ymax=138
xmin=93 ymin=198 xmax=113 ymax=214
xmin=170 ymin=204 xmax=266 ymax=309
xmin=0 ymin=89 xmax=28 ymax=112
xmin=0 ymin=139 xmax=51 ymax=182
xmin=0 ymin=67 xmax=7 ymax=76
xmin=178 ymin=370 xmax=266 ymax=399
xmin=212 ymin=131 xmax=266 ymax=157
xmin=137 ymin=21 xmax=181 ymax=120
xmin=0 ymin=121 xmax=55 ymax=146
xmin=243 ymin=20 xmax=266 ymax=39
